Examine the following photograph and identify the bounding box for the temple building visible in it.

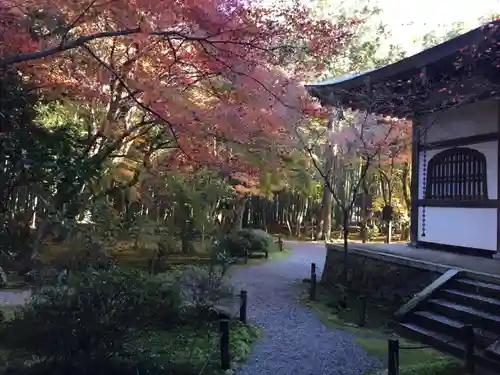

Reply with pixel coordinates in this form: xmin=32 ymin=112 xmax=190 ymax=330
xmin=306 ymin=20 xmax=500 ymax=257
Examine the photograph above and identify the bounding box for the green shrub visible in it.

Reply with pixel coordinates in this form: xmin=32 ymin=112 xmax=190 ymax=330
xmin=0 ymin=266 xmax=183 ymax=375
xmin=222 ymin=228 xmax=277 ymax=258
xmin=176 ymin=264 xmax=235 ymax=321
xmin=366 ymin=225 xmax=380 ymax=241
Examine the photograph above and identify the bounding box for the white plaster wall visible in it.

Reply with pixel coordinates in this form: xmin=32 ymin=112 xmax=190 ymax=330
xmin=419 ymin=99 xmax=499 ymax=143
xmin=417 ymin=207 xmax=497 ymax=251
xmin=417 ymin=141 xmax=498 ymax=200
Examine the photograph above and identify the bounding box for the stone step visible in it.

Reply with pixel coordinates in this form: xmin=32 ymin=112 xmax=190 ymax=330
xmin=439 ymin=288 xmax=500 ymax=315
xmin=486 ymin=339 xmax=500 ymax=361
xmin=413 ymin=310 xmax=462 ymax=330
xmin=398 ymin=322 xmax=459 ymax=351
xmin=452 ymin=278 xmax=500 ymax=299
xmin=397 ymin=322 xmax=500 ymax=371
xmin=427 ymin=298 xmax=500 ymax=332
xmin=412 ymin=310 xmax=462 ymax=336
xmin=396 ymin=276 xmax=500 ymax=372
xmin=412 ymin=310 xmax=498 ymax=348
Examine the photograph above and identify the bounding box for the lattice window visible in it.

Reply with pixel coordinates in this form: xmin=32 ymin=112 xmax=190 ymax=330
xmin=425 ymin=147 xmax=488 ymax=200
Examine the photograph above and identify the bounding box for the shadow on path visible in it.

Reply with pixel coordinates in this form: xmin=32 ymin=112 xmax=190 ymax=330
xmin=230 ymin=241 xmax=382 ymax=375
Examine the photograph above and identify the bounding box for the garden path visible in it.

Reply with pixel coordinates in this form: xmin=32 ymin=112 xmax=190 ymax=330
xmin=229 ymin=241 xmax=382 ymax=375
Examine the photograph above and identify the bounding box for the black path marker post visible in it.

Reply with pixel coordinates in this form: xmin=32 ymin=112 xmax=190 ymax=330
xmin=278 ymin=234 xmax=283 ymax=252
xmin=239 ymin=290 xmax=247 ymax=324
xmin=310 ymin=263 xmax=317 ymax=301
xmin=358 ymin=295 xmax=367 ymax=327
xmin=463 ymin=324 xmax=475 ymax=374
xmin=388 ymin=339 xmax=400 ymax=375
xmin=219 ymin=314 xmax=230 ymax=370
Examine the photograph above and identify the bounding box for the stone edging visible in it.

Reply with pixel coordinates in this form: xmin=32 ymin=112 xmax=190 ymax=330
xmin=325 ymin=243 xmax=449 ymax=273
xmin=325 ymin=243 xmax=500 ymax=284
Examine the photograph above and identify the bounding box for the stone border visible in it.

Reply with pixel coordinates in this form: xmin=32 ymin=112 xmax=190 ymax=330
xmin=326 ymin=243 xmax=500 ymax=284
xmin=326 ymin=244 xmax=449 ymax=273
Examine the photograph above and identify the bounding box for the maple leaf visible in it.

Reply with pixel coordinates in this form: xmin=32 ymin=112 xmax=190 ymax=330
xmin=0 ymin=0 xmax=359 ymax=195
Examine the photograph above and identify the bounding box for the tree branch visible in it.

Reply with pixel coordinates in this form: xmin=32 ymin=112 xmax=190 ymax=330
xmin=81 ymin=44 xmax=184 ymax=154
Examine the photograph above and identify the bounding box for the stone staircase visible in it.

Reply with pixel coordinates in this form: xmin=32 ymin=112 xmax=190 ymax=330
xmin=396 ymin=273 xmax=500 ymax=371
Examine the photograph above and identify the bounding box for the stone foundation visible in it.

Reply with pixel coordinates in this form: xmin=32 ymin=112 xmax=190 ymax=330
xmin=321 ymin=245 xmax=441 ymax=309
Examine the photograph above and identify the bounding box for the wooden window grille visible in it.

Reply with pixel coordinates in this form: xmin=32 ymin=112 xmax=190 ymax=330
xmin=425 ymin=147 xmax=488 ymax=200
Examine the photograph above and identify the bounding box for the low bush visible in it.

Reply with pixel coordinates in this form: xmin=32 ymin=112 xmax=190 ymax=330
xmin=0 ymin=263 xmax=256 ymax=375
xmin=161 ymin=262 xmax=236 ymax=324
xmin=125 ymin=321 xmax=260 ymax=375
xmin=0 ymin=266 xmax=184 ymax=374
xmin=221 ymin=228 xmax=277 ymax=258
xmin=366 ymin=225 xmax=380 ymax=241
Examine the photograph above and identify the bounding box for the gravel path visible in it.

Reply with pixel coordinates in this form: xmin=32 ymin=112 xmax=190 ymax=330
xmin=0 ymin=289 xmax=31 ymax=306
xmin=230 ymin=241 xmax=382 ymax=375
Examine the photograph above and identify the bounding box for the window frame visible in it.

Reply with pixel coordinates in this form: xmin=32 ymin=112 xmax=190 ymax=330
xmin=424 ymin=147 xmax=488 ymax=201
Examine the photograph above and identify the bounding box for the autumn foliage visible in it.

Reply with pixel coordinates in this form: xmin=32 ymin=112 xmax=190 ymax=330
xmin=0 ymin=0 xmax=359 ymax=191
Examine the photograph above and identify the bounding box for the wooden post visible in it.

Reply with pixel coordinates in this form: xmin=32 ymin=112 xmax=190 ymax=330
xmin=220 ymin=318 xmax=230 ymax=370
xmin=463 ymin=324 xmax=475 ymax=374
xmin=278 ymin=234 xmax=283 ymax=252
xmin=310 ymin=272 xmax=317 ymax=301
xmin=148 ymin=257 xmax=155 ymax=275
xmin=310 ymin=262 xmax=317 ymax=301
xmin=239 ymin=290 xmax=247 ymax=324
xmin=310 ymin=263 xmax=317 ymax=301
xmin=358 ymin=295 xmax=367 ymax=327
xmin=388 ymin=339 xmax=400 ymax=375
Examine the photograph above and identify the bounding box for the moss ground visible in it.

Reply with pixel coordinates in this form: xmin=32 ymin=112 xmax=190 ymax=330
xmin=300 ymin=285 xmax=464 ymax=375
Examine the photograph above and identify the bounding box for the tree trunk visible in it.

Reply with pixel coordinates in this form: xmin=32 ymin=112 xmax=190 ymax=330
xmin=385 ymin=220 xmax=392 ymax=244
xmin=262 ymin=201 xmax=268 ymax=232
xmin=402 ymin=162 xmax=412 ymax=213
xmin=295 ymin=197 xmax=308 ymax=237
xmin=385 ymin=188 xmax=393 ymax=244
xmin=333 ymin=174 xmax=346 ymax=231
xmin=360 ymin=181 xmax=369 ymax=243
xmin=285 ymin=216 xmax=292 ymax=237
xmin=402 ymin=223 xmax=410 ymax=242
xmin=181 ymin=234 xmax=190 ymax=254
xmin=323 ymin=190 xmax=332 ymax=242
xmin=316 ymin=188 xmax=326 ymax=240
xmin=0 ymin=266 xmax=7 ymax=288
xmin=342 ymin=209 xmax=349 ymax=286
xmin=232 ymin=197 xmax=248 ymax=230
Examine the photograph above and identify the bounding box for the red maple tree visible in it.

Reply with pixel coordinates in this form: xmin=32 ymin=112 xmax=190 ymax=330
xmin=0 ymin=0 xmax=358 ymax=192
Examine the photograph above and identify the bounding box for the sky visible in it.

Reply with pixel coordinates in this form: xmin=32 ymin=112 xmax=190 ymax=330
xmin=379 ymin=0 xmax=500 ymax=54
xmin=260 ymin=0 xmax=499 ymax=55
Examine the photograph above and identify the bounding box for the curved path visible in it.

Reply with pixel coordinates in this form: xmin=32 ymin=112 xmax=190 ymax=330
xmin=230 ymin=241 xmax=381 ymax=375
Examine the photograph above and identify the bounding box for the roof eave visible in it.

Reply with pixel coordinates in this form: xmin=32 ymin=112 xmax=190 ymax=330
xmin=306 ymin=20 xmax=500 ymax=105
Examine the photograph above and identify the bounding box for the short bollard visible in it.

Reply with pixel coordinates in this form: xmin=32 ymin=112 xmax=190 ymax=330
xmin=219 ymin=318 xmax=230 ymax=370
xmin=278 ymin=234 xmax=283 ymax=252
xmin=463 ymin=324 xmax=475 ymax=374
xmin=310 ymin=272 xmax=317 ymax=301
xmin=358 ymin=295 xmax=367 ymax=327
xmin=311 ymin=262 xmax=316 ymax=276
xmin=148 ymin=257 xmax=155 ymax=275
xmin=309 ymin=263 xmax=317 ymax=301
xmin=388 ymin=339 xmax=400 ymax=375
xmin=239 ymin=290 xmax=248 ymax=324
